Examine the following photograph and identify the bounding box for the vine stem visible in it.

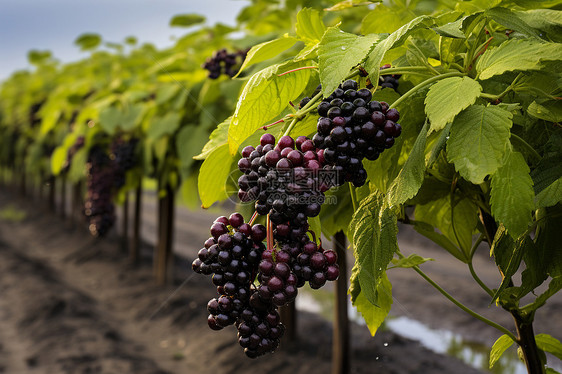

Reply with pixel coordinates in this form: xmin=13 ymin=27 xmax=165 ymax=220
xmin=389 ymin=71 xmax=464 ymax=110
xmin=249 ymin=210 xmax=259 ymax=225
xmin=397 ymin=251 xmax=518 ymax=342
xmin=511 ymin=133 xmax=542 ymax=161
xmin=348 ymin=183 xmax=358 ymax=212
xmin=468 ymin=234 xmax=494 ymax=297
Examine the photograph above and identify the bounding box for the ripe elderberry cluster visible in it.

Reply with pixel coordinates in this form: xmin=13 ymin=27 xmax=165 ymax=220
xmin=110 ymin=137 xmax=139 ymax=189
xmin=202 ymin=48 xmax=248 ymax=79
xmin=313 ymin=79 xmax=402 ymax=187
xmin=192 ymin=213 xmax=287 ymax=358
xmin=85 ymin=146 xmax=115 ymax=237
xmin=237 ymin=134 xmax=326 ymax=223
xmin=379 ymin=64 xmax=401 ymax=91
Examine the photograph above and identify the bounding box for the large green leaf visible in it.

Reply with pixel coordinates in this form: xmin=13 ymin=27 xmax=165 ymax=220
xmin=425 ymin=77 xmax=482 ymax=132
xmin=489 ymin=334 xmax=514 ymax=369
xmin=198 ymin=144 xmax=235 ymax=208
xmin=350 ymin=192 xmax=398 ymax=305
xmin=193 ymin=117 xmax=230 ymax=160
xmin=235 ymin=36 xmax=298 ymax=78
xmin=527 ymin=100 xmax=562 ymax=123
xmin=364 ymin=15 xmax=434 ymax=85
xmin=296 ymin=8 xmax=326 ymax=44
xmin=361 ymin=4 xmax=408 ymax=35
xmin=386 ymin=121 xmax=429 ymax=207
xmin=447 ymin=105 xmax=513 ymax=184
xmin=516 ymin=9 xmax=562 ymax=42
xmin=490 ymin=150 xmax=534 ymax=238
xmin=176 ymin=125 xmax=209 ymax=178
xmin=536 ymin=334 xmax=562 ymax=361
xmin=318 ymin=27 xmax=380 ymax=96
xmin=228 ymin=61 xmax=313 ymax=154
xmin=486 ymin=7 xmax=542 ymax=39
xmin=350 ymin=271 xmax=393 ymax=336
xmin=476 ymin=39 xmax=562 ymax=80
xmin=536 ymin=178 xmax=562 ymax=208
xmin=147 ymin=112 xmax=181 ymax=140
xmin=415 ymin=194 xmax=478 ymax=256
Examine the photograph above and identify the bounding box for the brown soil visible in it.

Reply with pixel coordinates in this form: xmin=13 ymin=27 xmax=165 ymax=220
xmin=0 ymin=189 xmax=559 ymax=374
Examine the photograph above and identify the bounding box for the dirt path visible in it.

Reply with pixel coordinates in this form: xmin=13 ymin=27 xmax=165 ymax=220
xmin=0 ymin=190 xmax=486 ymax=374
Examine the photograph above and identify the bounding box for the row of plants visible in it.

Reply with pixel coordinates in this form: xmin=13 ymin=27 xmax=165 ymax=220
xmin=1 ymin=0 xmax=561 ymax=373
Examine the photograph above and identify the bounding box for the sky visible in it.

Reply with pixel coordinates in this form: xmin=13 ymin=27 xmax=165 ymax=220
xmin=0 ymin=0 xmax=248 ymax=80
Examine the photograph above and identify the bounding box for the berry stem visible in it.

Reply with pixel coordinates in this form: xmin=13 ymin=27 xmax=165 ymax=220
xmin=249 ymin=210 xmax=259 ymax=225
xmin=389 ymin=71 xmax=464 ymax=110
xmin=397 ymin=250 xmax=518 ymax=342
xmin=266 ymin=213 xmax=273 ymax=252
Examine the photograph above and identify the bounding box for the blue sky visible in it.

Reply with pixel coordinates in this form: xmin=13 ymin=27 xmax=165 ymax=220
xmin=0 ymin=0 xmax=247 ymax=79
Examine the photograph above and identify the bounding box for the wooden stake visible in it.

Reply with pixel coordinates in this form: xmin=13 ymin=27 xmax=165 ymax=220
xmin=280 ymin=303 xmax=297 ymax=343
xmin=155 ymin=184 xmax=175 ymax=285
xmin=332 ymin=231 xmax=350 ymax=374
xmin=121 ymin=194 xmax=129 ymax=253
xmin=130 ymin=184 xmax=142 ymax=265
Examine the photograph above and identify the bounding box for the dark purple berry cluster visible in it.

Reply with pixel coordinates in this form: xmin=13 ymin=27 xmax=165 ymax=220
xmin=202 ymin=48 xmax=248 ymax=79
xmin=110 ymin=137 xmax=139 ymax=189
xmin=313 ymin=79 xmax=402 ymax=187
xmin=84 ymin=145 xmax=115 ymax=237
xmin=379 ymin=64 xmax=401 ymax=91
xmin=237 ymin=134 xmax=326 ymax=224
xmin=193 ymin=214 xmax=287 ymax=358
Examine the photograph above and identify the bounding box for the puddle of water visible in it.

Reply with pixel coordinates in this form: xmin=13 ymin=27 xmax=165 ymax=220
xmin=296 ymin=289 xmax=562 ymax=374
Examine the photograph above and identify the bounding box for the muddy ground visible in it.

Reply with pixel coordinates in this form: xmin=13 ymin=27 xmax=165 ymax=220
xmin=0 ymin=189 xmax=560 ymax=374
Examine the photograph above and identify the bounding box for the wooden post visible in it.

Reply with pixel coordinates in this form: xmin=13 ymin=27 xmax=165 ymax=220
xmin=121 ymin=193 xmax=129 ymax=253
xmin=130 ymin=184 xmax=142 ymax=265
xmin=48 ymin=176 xmax=56 ymax=211
xmin=280 ymin=303 xmax=297 ymax=343
xmin=60 ymin=176 xmax=67 ymax=219
xmin=155 ymin=184 xmax=175 ymax=285
xmin=332 ymin=231 xmax=350 ymax=374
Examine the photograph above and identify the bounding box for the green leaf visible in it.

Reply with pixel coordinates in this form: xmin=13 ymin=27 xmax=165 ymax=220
xmin=425 ymin=77 xmax=482 ymax=132
xmin=296 ymin=8 xmax=326 ymax=44
xmin=318 ymin=27 xmax=380 ymax=96
xmin=74 ymin=33 xmax=101 ymax=51
xmin=432 ymin=18 xmax=466 ymax=39
xmin=490 ymin=226 xmax=525 ymax=303
xmin=198 ymin=144 xmax=235 ymax=208
xmin=516 ymin=9 xmax=562 ymax=42
xmin=447 ymin=105 xmax=513 ymax=184
xmin=387 ymin=121 xmax=429 ymax=207
xmin=535 ymin=207 xmax=562 ymax=278
xmin=351 ymin=272 xmax=393 ymax=336
xmin=350 ymin=192 xmax=398 ymax=305
xmin=528 ymin=100 xmax=562 ymax=122
xmin=364 ymin=15 xmax=434 ymax=85
xmin=169 ymin=14 xmax=206 ymax=27
xmin=147 ymin=112 xmax=181 ymax=140
xmin=27 ymin=49 xmax=52 ymax=65
xmin=415 ymin=194 xmax=478 ymax=257
xmin=486 ymin=7 xmax=542 ymax=39
xmin=489 ymin=334 xmax=514 ymax=369
xmin=194 ymin=117 xmax=230 ymax=160
xmin=50 ymin=147 xmax=68 ymax=176
xmin=361 ymin=5 xmax=407 ymax=35
xmin=235 ymin=36 xmax=298 ymax=78
xmin=536 ymin=334 xmax=562 ymax=361
xmin=308 ymin=216 xmax=322 ymax=244
xmin=389 ymin=254 xmax=434 ymax=269
xmin=176 ymin=125 xmax=209 ymax=178
xmin=476 ymin=39 xmax=562 ymax=80
xmin=536 ymin=177 xmax=562 ymax=208
xmin=228 ymin=61 xmax=313 ymax=155
xmin=490 ymin=150 xmax=534 ymax=238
